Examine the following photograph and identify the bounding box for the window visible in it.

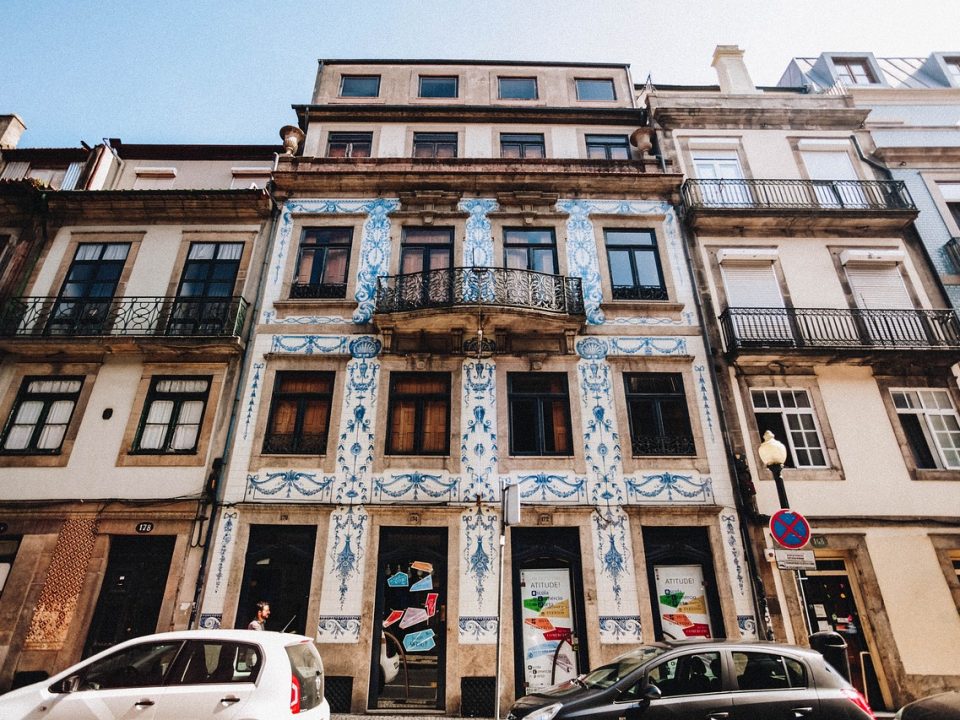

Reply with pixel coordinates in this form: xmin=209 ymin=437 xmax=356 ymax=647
xmin=575 ymin=78 xmax=616 ymax=101
xmin=132 ymin=167 xmax=176 ymax=190
xmin=751 ymin=389 xmax=827 ymax=468
xmin=326 ymin=132 xmax=373 ymax=158
xmin=498 ymin=77 xmax=538 ymax=100
xmin=605 ymin=229 xmax=666 ymax=300
xmin=78 ymin=641 xmax=183 ymax=689
xmin=1 ymin=377 xmax=82 ymax=454
xmin=733 ymin=651 xmax=806 ymax=690
xmin=945 ymin=58 xmax=960 ymax=85
xmin=891 ymin=389 xmax=960 ymax=470
xmin=387 ymin=373 xmax=451 ymax=455
xmin=48 ymin=242 xmax=130 ymax=335
xmin=170 ymin=640 xmax=262 ymax=685
xmin=263 ymin=372 xmax=334 ymax=454
xmin=134 ymin=377 xmax=210 ymax=454
xmin=0 ymin=538 xmax=19 ymax=598
xmin=413 ymin=132 xmax=458 ymax=158
xmin=585 ymin=134 xmax=630 ymax=160
xmin=340 ymin=75 xmax=380 ymax=97
xmin=508 ymin=373 xmax=572 ymax=456
xmin=395 ymin=227 xmax=454 ymax=309
xmin=692 ymin=152 xmax=751 ymax=205
xmin=170 ymin=242 xmax=242 ymax=335
xmin=953 ymin=557 xmax=960 ymax=582
xmin=500 ymin=133 xmax=545 ymax=159
xmin=625 ymin=374 xmax=694 ymax=456
xmin=832 ymin=58 xmax=877 ymax=85
xmin=504 ymin=228 xmax=557 ymax=274
xmin=647 ymin=652 xmax=721 ymax=696
xmin=293 ymin=228 xmax=352 ymax=298
xmin=419 ymin=75 xmax=458 ymax=98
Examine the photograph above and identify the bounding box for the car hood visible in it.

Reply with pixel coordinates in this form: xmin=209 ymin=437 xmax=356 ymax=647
xmin=511 ymin=681 xmax=608 ymax=718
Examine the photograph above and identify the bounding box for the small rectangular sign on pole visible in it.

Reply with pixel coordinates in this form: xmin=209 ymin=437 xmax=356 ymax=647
xmin=775 ymin=549 xmax=816 ymax=571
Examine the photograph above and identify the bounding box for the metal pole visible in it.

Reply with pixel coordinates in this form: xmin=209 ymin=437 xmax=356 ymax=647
xmin=769 ymin=463 xmax=790 ymax=509
xmin=494 ymin=502 xmax=506 ymax=720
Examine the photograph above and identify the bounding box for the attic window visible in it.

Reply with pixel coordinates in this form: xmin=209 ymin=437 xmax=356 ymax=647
xmin=945 ymin=57 xmax=960 ymax=85
xmin=133 ymin=167 xmax=176 ymax=190
xmin=832 ymin=57 xmax=877 ymax=86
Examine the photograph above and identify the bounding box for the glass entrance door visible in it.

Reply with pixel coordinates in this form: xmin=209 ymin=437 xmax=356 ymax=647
xmin=369 ymin=527 xmax=447 ymax=711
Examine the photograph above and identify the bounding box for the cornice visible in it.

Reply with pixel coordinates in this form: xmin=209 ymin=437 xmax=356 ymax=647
xmin=293 ymin=104 xmax=645 ymax=127
xmin=44 ymin=189 xmax=274 ymax=224
xmin=874 ymin=145 xmax=960 ymax=165
xmin=648 ymin=96 xmax=869 ymax=131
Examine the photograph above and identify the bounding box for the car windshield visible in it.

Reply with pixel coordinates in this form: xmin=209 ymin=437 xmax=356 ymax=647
xmin=580 ymin=646 xmax=667 ymax=689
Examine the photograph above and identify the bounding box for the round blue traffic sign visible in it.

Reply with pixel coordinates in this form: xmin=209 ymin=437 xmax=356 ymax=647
xmin=769 ymin=509 xmax=811 ymax=550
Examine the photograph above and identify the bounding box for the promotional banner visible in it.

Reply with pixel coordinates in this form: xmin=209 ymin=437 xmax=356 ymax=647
xmin=653 ymin=564 xmax=713 ymax=640
xmin=519 ymin=568 xmax=578 ymax=691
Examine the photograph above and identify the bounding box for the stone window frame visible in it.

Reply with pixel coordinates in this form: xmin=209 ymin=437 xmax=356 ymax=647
xmin=248 ymin=358 xmax=348 ymax=474
xmin=0 ymin=363 xmax=100 ymax=468
xmin=594 ymin=219 xmax=680 ymax=306
xmin=704 ymin=244 xmax=793 ymax=316
xmin=384 ymin=371 xmax=453 ymax=456
xmin=261 ymin=370 xmax=337 ymax=457
xmin=931 ymin=535 xmax=960 ymax=615
xmin=417 ymin=75 xmax=460 ymax=100
xmin=676 ymin=135 xmax=754 ymax=182
xmin=486 ymin=216 xmax=568 ymax=278
xmin=116 ymin=363 xmax=225 ymax=468
xmin=164 ymin=231 xmax=256 ymax=301
xmin=129 ymin=375 xmax=213 ymax=456
xmin=36 ymin=231 xmax=144 ymax=301
xmin=0 ymin=376 xmax=85 ymax=456
xmin=408 ymin=129 xmax=462 ymax=159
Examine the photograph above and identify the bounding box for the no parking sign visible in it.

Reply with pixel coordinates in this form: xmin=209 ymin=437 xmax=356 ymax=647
xmin=769 ymin=509 xmax=811 ymax=550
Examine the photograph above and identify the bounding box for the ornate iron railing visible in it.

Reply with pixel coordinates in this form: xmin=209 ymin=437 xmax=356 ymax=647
xmin=290 ymin=282 xmax=348 ymax=299
xmin=612 ymin=284 xmax=669 ymax=301
xmin=262 ymin=433 xmax=327 ymax=455
xmin=720 ymin=307 xmax=960 ymax=351
xmin=631 ymin=434 xmax=696 ymax=456
xmin=682 ymin=179 xmax=915 ymax=211
xmin=375 ymin=267 xmax=585 ymax=315
xmin=0 ymin=296 xmax=248 ymax=338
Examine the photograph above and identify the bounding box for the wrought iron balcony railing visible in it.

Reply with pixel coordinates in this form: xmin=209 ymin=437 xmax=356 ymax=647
xmin=0 ymin=296 xmax=248 ymax=338
xmin=682 ymin=178 xmax=915 ymax=212
xmin=262 ymin=433 xmax=327 ymax=455
xmin=720 ymin=306 xmax=960 ymax=352
xmin=375 ymin=266 xmax=585 ymax=315
xmin=290 ymin=282 xmax=348 ymax=299
xmin=631 ymin=434 xmax=696 ymax=457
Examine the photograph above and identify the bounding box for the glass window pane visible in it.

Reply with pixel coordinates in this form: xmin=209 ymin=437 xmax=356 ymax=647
xmin=389 ymin=401 xmax=416 ymax=453
xmin=340 ymin=75 xmax=380 ymax=97
xmin=419 ymin=76 xmax=458 ymax=98
xmin=499 ymin=77 xmax=537 ymax=99
xmin=576 ymin=78 xmax=616 ymax=101
xmin=36 ymin=424 xmax=67 ymax=450
xmin=323 ymin=248 xmax=348 ymax=284
xmin=3 ymin=426 xmax=32 ymax=450
xmin=605 ymin=230 xmax=654 ymax=246
xmin=505 ymin=248 xmax=527 ymax=269
xmin=634 ymin=251 xmax=661 ymax=286
xmin=608 ymin=250 xmax=634 ymax=286
xmin=511 ymin=399 xmax=540 ymax=453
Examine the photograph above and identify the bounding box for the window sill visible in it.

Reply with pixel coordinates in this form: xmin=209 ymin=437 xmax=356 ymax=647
xmin=767 ymin=467 xmax=845 ymax=483
xmin=914 ymin=468 xmax=960 ymax=482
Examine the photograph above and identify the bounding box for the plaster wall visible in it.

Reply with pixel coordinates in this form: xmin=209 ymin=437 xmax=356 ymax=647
xmin=113 ymin=159 xmax=272 ymax=190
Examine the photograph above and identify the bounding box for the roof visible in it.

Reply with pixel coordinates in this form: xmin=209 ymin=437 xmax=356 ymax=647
xmin=318 ymin=58 xmax=630 ymax=69
xmin=788 ymin=55 xmax=960 ymax=91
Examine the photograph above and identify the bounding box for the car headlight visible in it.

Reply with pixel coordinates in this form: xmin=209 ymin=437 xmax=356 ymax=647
xmin=525 ymin=702 xmax=563 ymax=720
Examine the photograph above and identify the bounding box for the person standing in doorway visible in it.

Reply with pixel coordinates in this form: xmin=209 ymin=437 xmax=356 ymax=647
xmin=248 ymin=601 xmax=270 ymax=631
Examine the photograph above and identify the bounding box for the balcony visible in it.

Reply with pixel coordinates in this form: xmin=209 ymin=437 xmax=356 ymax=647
xmin=681 ymin=179 xmax=917 ymax=235
xmin=374 ymin=267 xmax=585 ymax=345
xmin=631 ymin=434 xmax=696 ymax=457
xmin=720 ymin=306 xmax=960 ymax=353
xmin=0 ymin=296 xmax=248 ymax=356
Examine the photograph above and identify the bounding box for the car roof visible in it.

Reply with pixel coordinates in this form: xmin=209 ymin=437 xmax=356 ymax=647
xmin=659 ymin=639 xmax=820 ymax=655
xmin=113 ymin=629 xmax=314 ymax=649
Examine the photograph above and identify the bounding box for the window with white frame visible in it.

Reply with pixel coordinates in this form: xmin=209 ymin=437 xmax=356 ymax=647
xmin=891 ymin=389 xmax=960 ymax=470
xmin=133 ymin=377 xmax=211 ymax=454
xmin=751 ymin=389 xmax=827 ymax=468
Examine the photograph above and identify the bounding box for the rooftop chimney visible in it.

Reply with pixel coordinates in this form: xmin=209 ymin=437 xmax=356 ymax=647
xmin=0 ymin=115 xmax=26 ymax=149
xmin=712 ymin=45 xmax=759 ymax=94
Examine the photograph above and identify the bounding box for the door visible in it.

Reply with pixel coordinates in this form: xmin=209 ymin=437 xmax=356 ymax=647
xmin=169 ymin=242 xmax=242 ymax=335
xmin=800 ymin=560 xmax=890 ymax=711
xmin=639 ymin=650 xmax=733 ymax=720
xmin=48 ymin=243 xmax=129 ymax=335
xmin=730 ymin=649 xmax=821 ymax=720
xmin=845 ymin=263 xmax=925 ymax=344
xmin=235 ymin=524 xmax=316 ymax=636
xmin=511 ymin=528 xmax=589 ymax=697
xmin=801 ymin=150 xmax=867 ymax=207
xmin=693 ymin=153 xmax=750 ymax=206
xmin=369 ymin=527 xmax=447 ymax=710
xmin=720 ymin=261 xmax=792 ymax=345
xmin=397 ymin=228 xmax=453 ymax=309
xmin=83 ymin=535 xmax=175 ymax=658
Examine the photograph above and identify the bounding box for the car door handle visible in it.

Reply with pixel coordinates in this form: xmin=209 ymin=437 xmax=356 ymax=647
xmin=707 ymin=713 xmax=729 ymax=720
xmin=135 ymin=699 xmax=155 ymax=707
xmin=221 ymin=695 xmax=242 ymax=704
xmin=792 ymin=708 xmax=813 ymax=718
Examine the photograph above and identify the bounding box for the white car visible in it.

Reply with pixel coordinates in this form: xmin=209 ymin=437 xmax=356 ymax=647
xmin=0 ymin=629 xmax=330 ymax=720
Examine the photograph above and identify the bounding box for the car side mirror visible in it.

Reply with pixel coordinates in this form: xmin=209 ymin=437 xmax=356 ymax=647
xmin=642 ymin=684 xmax=662 ymax=701
xmin=50 ymin=676 xmax=79 ymax=694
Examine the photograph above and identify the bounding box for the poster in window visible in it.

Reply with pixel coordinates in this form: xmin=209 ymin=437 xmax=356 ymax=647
xmin=519 ymin=568 xmax=577 ymax=690
xmin=654 ymin=564 xmax=713 ymax=640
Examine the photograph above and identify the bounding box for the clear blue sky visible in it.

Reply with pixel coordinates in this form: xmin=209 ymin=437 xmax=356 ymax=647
xmin=4 ymin=0 xmax=959 ymax=148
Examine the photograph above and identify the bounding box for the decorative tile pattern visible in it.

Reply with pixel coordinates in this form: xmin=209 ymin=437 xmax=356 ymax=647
xmin=516 ymin=473 xmax=587 ymax=502
xmin=318 ymin=616 xmax=363 ymax=641
xmin=214 ymin=510 xmax=238 ymax=594
xmin=598 ymin=616 xmax=643 ymax=643
xmin=199 ymin=614 xmax=222 ymax=630
xmin=247 ymin=470 xmax=335 ymax=500
xmin=609 ymin=336 xmax=688 ymax=356
xmin=722 ymin=513 xmax=745 ymax=595
xmin=459 ymin=199 xmax=498 ymax=267
xmin=738 ymin=615 xmax=758 ymax=639
xmin=317 ymin=505 xmax=369 ymax=643
xmin=694 ymin=365 xmax=716 ymax=442
xmin=333 ymin=339 xmax=383 ymax=505
xmin=352 ymin=199 xmax=400 ymax=323
xmin=624 ymin=472 xmax=714 ymax=503
xmin=271 ymin=335 xmax=349 ymax=355
xmin=261 ymin=310 xmax=351 ymax=325
xmin=24 ymin=518 xmax=99 ymax=650
xmin=242 ymin=362 xmax=264 ymax=440
xmin=459 ymin=616 xmax=499 ymax=642
xmin=374 ymin=472 xmax=459 ymax=501
xmin=460 ymin=360 xmax=498 ymax=502
xmin=458 ymin=506 xmax=499 ymax=644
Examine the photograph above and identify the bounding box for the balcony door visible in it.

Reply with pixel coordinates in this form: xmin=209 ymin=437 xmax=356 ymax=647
xmin=397 ymin=228 xmax=453 ymax=309
xmin=844 ymin=261 xmax=925 ymax=344
xmin=693 ymin=153 xmax=750 ymax=206
xmin=801 ymin=150 xmax=868 ymax=207
xmin=169 ymin=242 xmax=242 ymax=335
xmin=48 ymin=243 xmax=129 ymax=335
xmin=720 ymin=260 xmax=792 ymax=345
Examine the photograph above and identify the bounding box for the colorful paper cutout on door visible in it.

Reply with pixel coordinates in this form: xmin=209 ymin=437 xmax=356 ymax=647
xmin=678 ymin=597 xmax=706 ymax=614
xmin=541 ymin=599 xmax=570 ymax=618
xmin=524 ymin=617 xmax=554 ymax=631
xmin=383 ymin=610 xmax=404 ymax=628
xmin=659 ymin=590 xmax=685 ymax=608
xmin=682 ymin=623 xmax=712 ymax=638
xmin=526 ymin=641 xmax=559 ymax=660
xmin=399 ymin=607 xmax=429 ymax=629
xmin=523 ymin=596 xmax=550 ymax=612
xmin=410 ymin=575 xmax=433 ymax=592
xmin=411 ymin=561 xmax=433 ymax=573
xmin=544 ymin=627 xmax=572 ymax=642
xmin=662 ymin=613 xmax=693 ymax=627
xmin=388 ymin=571 xmax=410 ymax=587
xmin=425 ymin=593 xmax=439 ymax=616
xmin=403 ymin=629 xmax=436 ymax=652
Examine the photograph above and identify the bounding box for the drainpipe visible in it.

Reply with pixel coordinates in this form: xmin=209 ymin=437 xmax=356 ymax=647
xmin=189 ymin=187 xmax=282 ymax=628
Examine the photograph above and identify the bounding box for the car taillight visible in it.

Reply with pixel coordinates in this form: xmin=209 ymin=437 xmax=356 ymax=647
xmin=291 ymin=675 xmax=302 ymax=714
xmin=841 ymin=685 xmax=876 ymax=719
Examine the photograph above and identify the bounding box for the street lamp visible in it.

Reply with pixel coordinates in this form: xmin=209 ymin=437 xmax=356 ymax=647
xmin=757 ymin=430 xmax=790 ymax=509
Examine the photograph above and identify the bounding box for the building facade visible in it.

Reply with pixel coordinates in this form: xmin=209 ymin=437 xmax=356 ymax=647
xmin=195 ymin=60 xmax=758 ymax=714
xmin=646 ymin=46 xmax=960 ymax=711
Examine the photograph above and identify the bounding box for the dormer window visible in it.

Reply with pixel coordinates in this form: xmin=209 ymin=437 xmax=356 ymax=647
xmin=832 ymin=57 xmax=877 ymax=85
xmin=945 ymin=57 xmax=960 ymax=85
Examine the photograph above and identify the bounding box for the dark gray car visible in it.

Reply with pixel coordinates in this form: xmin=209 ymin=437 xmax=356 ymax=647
xmin=895 ymin=689 xmax=960 ymax=719
xmin=507 ymin=640 xmax=875 ymax=720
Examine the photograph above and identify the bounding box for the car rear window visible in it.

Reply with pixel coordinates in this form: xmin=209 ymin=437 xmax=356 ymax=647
xmin=287 ymin=641 xmax=324 ymax=711
xmin=171 ymin=641 xmax=262 ymax=685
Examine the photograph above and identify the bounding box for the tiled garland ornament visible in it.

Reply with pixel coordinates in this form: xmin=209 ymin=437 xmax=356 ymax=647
xmin=460 ymin=360 xmax=498 ymax=502
xmin=335 ymin=336 xmax=382 ymax=505
xmin=317 ymin=504 xmax=368 ymax=642
xmin=198 ymin=508 xmax=240 ymax=629
xmin=458 ymin=504 xmax=500 ymax=643
xmin=459 ymin=199 xmax=498 ymax=267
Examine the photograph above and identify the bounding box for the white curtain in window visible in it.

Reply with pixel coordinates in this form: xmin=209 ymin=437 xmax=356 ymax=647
xmin=217 ymin=243 xmax=244 ymax=260
xmin=28 ymin=379 xmax=82 ymax=394
xmin=171 ymin=400 xmax=203 ymax=450
xmin=156 ymin=379 xmax=208 ymax=393
xmin=188 ymin=243 xmax=217 ymax=260
xmin=103 ymin=244 xmax=129 ymax=260
xmin=74 ymin=244 xmax=103 ymax=261
xmin=13 ymin=400 xmax=42 ymax=425
xmin=140 ymin=400 xmax=174 ymax=449
xmin=36 ymin=400 xmax=73 ymax=449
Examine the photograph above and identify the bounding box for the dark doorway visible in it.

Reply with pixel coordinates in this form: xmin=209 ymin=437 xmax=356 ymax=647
xmin=369 ymin=527 xmax=447 ymax=711
xmin=83 ymin=535 xmax=175 ymax=658
xmin=642 ymin=526 xmax=725 ymax=641
xmin=235 ymin=524 xmax=316 ymax=636
xmin=511 ymin=527 xmax=589 ymax=698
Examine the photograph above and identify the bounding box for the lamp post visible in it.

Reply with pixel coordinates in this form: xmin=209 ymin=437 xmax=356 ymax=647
xmin=757 ymin=430 xmax=790 ymax=509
